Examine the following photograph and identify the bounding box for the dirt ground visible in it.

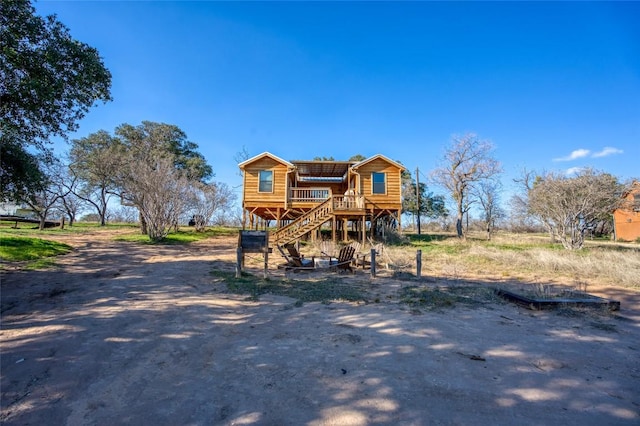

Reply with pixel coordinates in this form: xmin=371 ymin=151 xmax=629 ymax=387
xmin=1 ymin=233 xmax=639 ymax=425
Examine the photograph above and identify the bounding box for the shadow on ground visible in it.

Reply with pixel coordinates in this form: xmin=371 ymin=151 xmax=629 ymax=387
xmin=1 ymin=237 xmax=638 ymax=425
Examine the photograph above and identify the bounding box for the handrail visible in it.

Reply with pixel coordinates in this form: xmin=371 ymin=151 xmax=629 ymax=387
xmin=272 ymin=198 xmax=334 ymax=245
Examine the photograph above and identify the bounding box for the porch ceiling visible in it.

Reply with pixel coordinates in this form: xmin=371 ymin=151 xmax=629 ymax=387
xmin=291 ymin=161 xmax=354 ymax=179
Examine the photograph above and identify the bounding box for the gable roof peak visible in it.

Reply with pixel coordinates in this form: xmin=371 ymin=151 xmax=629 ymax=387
xmin=352 ymin=154 xmax=405 ymax=171
xmin=238 ymin=151 xmax=294 ymax=169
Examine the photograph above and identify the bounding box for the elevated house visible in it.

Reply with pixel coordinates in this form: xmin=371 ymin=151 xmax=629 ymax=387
xmin=613 ymin=181 xmax=640 ymax=242
xmin=239 ymin=152 xmax=405 ymax=246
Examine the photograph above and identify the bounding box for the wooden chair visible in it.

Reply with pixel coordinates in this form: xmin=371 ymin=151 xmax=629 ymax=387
xmin=282 ymin=243 xmax=315 ymax=270
xmin=319 ymin=240 xmax=336 ymax=258
xmin=348 ymin=241 xmax=362 ymax=254
xmin=331 ymin=245 xmax=356 ymax=272
xmin=276 ymin=244 xmax=297 ymax=268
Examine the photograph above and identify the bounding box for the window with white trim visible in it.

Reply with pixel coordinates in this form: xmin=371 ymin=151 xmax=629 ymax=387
xmin=372 ymin=172 xmax=386 ymax=194
xmin=259 ymin=170 xmax=273 ymax=193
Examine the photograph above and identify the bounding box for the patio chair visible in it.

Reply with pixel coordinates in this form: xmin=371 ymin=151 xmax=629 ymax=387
xmin=319 ymin=240 xmax=337 ymax=258
xmin=330 ymin=244 xmax=356 ymax=272
xmin=278 ymin=243 xmax=315 ymax=270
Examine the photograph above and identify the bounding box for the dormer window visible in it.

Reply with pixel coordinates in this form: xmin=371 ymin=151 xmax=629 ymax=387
xmin=259 ymin=170 xmax=273 ymax=193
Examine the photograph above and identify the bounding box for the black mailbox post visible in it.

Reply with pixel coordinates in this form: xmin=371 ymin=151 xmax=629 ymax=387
xmin=237 ymin=231 xmax=270 ymax=278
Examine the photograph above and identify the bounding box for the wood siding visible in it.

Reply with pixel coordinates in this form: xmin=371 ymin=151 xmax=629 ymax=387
xmin=241 ymin=153 xmax=404 ymax=224
xmin=355 ymin=158 xmax=403 ymax=209
xmin=242 ymin=157 xmax=289 ymax=208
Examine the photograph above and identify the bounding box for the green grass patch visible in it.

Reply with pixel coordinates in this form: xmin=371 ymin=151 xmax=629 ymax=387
xmin=0 ymin=221 xmax=138 ymax=237
xmin=406 ymin=233 xmax=456 ymax=244
xmin=400 ymin=285 xmax=499 ymax=310
xmin=115 ymin=227 xmax=239 ymax=244
xmin=211 ymin=270 xmax=368 ymax=304
xmin=0 ymin=236 xmax=73 ymax=263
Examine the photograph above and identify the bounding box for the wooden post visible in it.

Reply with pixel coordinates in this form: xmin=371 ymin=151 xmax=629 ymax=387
xmin=332 ymin=216 xmax=337 ymax=244
xmin=263 ymin=249 xmax=269 ymax=279
xmin=236 ymin=247 xmax=242 ymax=278
xmin=370 ymin=248 xmax=376 ymax=278
xmin=416 ymin=249 xmax=422 ymax=279
xmin=416 ymin=167 xmax=421 ymax=235
xmin=342 ymin=218 xmax=348 ymax=241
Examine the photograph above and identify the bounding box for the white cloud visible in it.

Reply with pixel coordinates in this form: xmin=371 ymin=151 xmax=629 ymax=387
xmin=592 ymin=146 xmax=623 ymax=158
xmin=565 ymin=167 xmax=585 ymax=176
xmin=553 ymin=149 xmax=590 ymax=162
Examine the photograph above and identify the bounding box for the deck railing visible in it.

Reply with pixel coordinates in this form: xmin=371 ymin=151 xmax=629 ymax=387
xmin=288 ymin=188 xmax=366 ymax=211
xmin=289 ymin=187 xmax=331 ymax=202
xmin=333 ymin=194 xmax=365 ymax=210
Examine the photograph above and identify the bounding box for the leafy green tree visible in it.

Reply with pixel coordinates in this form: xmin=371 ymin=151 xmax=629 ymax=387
xmin=69 ymin=131 xmax=123 ymax=225
xmin=0 ymin=140 xmax=46 ymax=201
xmin=115 ymin=121 xmax=212 ymax=182
xmin=0 ymin=0 xmax=112 ymax=200
xmin=348 ymin=154 xmax=366 ymax=162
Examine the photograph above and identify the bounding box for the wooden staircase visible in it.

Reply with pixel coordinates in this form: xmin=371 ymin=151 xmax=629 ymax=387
xmin=271 ymin=198 xmax=334 ymax=246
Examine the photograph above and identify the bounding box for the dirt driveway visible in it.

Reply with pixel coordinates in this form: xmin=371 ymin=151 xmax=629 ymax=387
xmin=1 ymin=234 xmax=639 ymax=425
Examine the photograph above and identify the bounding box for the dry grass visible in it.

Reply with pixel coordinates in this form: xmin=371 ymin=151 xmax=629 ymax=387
xmin=460 ymin=244 xmax=640 ymax=289
xmin=387 ymin=232 xmax=640 ymax=290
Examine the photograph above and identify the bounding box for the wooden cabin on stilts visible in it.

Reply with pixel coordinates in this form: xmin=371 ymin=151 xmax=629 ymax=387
xmin=238 ymin=152 xmax=405 ymax=248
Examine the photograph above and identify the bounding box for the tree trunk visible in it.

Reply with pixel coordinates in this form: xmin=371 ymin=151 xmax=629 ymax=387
xmin=140 ymin=212 xmax=147 ymax=235
xmin=99 ymin=191 xmax=107 ymax=226
xmin=456 ymin=215 xmax=464 ymax=238
xmin=456 ymin=199 xmax=464 ymax=239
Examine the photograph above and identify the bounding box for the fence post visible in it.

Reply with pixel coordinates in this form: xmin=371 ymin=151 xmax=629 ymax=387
xmin=263 ymin=249 xmax=269 ymax=279
xmin=236 ymin=247 xmax=242 ymax=278
xmin=370 ymin=248 xmax=376 ymax=278
xmin=416 ymin=249 xmax=422 ymax=279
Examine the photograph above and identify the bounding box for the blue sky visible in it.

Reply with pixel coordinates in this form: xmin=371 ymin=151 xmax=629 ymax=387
xmin=35 ymin=1 xmax=639 ymax=204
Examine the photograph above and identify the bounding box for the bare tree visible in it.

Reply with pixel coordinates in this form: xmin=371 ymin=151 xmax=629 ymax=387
xmin=108 ymin=205 xmax=139 ymax=224
xmin=508 ymin=168 xmax=544 ymax=234
xmin=431 ymin=133 xmax=502 ymax=239
xmin=187 ymin=181 xmax=236 ymax=232
xmin=528 ymin=169 xmax=622 ymax=250
xmin=121 ymin=156 xmax=192 ymax=242
xmin=473 ymin=179 xmax=504 ymax=240
xmin=234 ymin=146 xmax=250 ymax=177
xmin=22 ymin=159 xmax=71 ymax=229
xmin=54 ymin=185 xmax=86 ymax=226
xmin=115 ymin=121 xmax=212 ymax=235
